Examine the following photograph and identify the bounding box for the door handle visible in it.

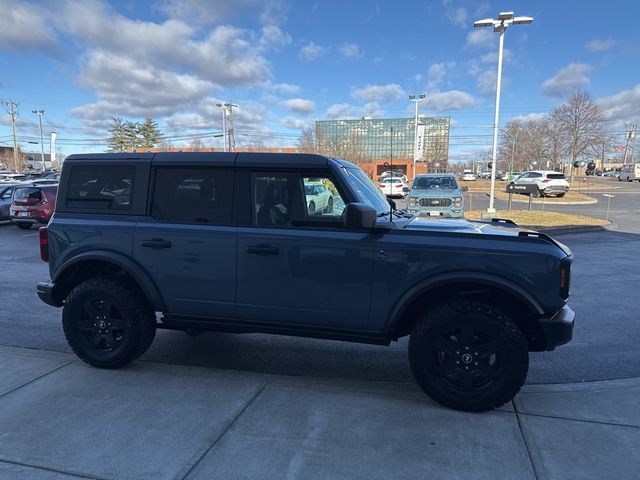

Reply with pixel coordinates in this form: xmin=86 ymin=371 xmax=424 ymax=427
xmin=245 ymin=245 xmax=279 ymax=255
xmin=140 ymin=238 xmax=172 ymax=249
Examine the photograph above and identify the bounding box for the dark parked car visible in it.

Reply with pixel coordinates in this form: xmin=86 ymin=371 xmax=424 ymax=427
xmin=36 ymin=153 xmax=574 ymax=412
xmin=1 ymin=183 xmax=21 ymax=221
xmin=9 ymin=184 xmax=58 ymax=229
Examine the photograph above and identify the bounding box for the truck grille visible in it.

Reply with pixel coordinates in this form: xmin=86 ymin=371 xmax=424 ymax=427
xmin=418 ymin=198 xmax=452 ymax=207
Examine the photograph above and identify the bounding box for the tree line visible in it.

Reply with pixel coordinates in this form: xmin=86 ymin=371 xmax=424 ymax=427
xmin=107 ymin=117 xmax=163 ymax=152
xmin=498 ymin=90 xmax=611 ymax=176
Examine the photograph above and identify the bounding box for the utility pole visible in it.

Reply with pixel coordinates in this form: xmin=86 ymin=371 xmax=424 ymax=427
xmin=629 ymin=124 xmax=637 ymax=164
xmin=216 ymin=103 xmax=227 ymax=151
xmin=225 ymin=103 xmax=237 ymax=152
xmin=2 ymin=99 xmax=20 ymax=170
xmin=32 ymin=109 xmax=45 ymax=172
xmin=622 ymin=123 xmax=636 ymax=165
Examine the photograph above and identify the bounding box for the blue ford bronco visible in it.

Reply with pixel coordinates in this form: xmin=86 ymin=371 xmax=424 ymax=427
xmin=36 ymin=152 xmax=574 ymax=411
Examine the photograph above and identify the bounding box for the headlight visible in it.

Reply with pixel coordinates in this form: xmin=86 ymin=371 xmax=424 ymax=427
xmin=409 ymin=198 xmax=417 ymax=207
xmin=453 ymin=197 xmax=462 ymax=208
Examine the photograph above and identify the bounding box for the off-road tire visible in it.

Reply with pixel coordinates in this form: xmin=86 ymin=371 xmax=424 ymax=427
xmin=308 ymin=201 xmax=316 ymax=215
xmin=15 ymin=223 xmax=32 ymax=230
xmin=556 ymin=193 xmax=565 ymax=198
xmin=409 ymin=300 xmax=528 ymax=412
xmin=63 ymin=276 xmax=156 ymax=368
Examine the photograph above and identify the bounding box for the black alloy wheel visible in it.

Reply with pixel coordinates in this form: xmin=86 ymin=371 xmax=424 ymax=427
xmin=409 ymin=301 xmax=528 ymax=412
xmin=63 ymin=276 xmax=156 ymax=368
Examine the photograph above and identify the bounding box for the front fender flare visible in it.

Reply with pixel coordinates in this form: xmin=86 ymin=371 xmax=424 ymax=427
xmin=385 ymin=271 xmax=544 ymax=333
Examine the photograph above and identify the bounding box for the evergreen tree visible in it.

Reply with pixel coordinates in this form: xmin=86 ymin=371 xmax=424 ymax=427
xmin=107 ymin=117 xmax=129 ymax=152
xmin=138 ymin=117 xmax=162 ymax=149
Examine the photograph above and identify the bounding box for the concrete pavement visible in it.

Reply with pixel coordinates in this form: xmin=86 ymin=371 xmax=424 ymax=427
xmin=1 ymin=345 xmax=638 ymax=480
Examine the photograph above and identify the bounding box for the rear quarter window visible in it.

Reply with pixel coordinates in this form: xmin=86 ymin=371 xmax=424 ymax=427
xmin=65 ymin=165 xmax=135 ymax=210
xmin=547 ymin=174 xmax=566 ymax=180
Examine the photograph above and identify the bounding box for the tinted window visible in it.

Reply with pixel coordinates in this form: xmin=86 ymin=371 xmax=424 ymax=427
xmin=13 ymin=187 xmax=42 ymax=204
xmin=1 ymin=187 xmax=13 ymax=199
xmin=152 ymin=168 xmax=233 ymax=224
xmin=66 ymin=165 xmax=135 ymax=210
xmin=547 ymin=173 xmax=566 ymax=179
xmin=412 ymin=176 xmax=458 ymax=189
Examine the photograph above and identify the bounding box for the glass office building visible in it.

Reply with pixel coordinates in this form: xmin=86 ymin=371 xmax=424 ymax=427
xmin=315 ymin=116 xmax=450 ymax=165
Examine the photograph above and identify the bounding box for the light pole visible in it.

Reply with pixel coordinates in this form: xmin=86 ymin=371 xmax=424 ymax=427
xmin=474 ymin=12 xmax=533 ymax=213
xmin=32 ymin=109 xmax=45 ymax=172
xmin=409 ymin=94 xmax=425 ymax=180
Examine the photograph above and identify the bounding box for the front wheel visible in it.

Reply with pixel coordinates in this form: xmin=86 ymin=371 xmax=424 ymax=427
xmin=308 ymin=202 xmax=316 ymax=215
xmin=62 ymin=276 xmax=156 ymax=368
xmin=409 ymin=301 xmax=528 ymax=412
xmin=325 ymin=197 xmax=334 ymax=213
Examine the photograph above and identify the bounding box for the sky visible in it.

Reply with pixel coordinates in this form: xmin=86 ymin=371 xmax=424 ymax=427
xmin=1 ymin=0 xmax=639 ymax=163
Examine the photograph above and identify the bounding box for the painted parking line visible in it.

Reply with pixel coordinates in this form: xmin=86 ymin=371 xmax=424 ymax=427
xmin=22 ymin=233 xmax=38 ymax=237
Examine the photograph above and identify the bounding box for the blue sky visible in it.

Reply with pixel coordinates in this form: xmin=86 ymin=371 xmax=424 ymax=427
xmin=1 ymin=0 xmax=639 ymax=162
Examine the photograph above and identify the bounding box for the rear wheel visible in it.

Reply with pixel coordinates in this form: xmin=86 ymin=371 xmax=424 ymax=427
xmin=308 ymin=202 xmax=316 ymax=215
xmin=325 ymin=197 xmax=334 ymax=213
xmin=409 ymin=301 xmax=528 ymax=412
xmin=62 ymin=276 xmax=156 ymax=368
xmin=15 ymin=223 xmax=32 ymax=230
xmin=556 ymin=193 xmax=566 ymax=198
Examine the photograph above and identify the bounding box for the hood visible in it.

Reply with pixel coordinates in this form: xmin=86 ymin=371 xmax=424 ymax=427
xmin=409 ymin=188 xmax=460 ymax=197
xmin=404 ymin=217 xmax=524 ymax=237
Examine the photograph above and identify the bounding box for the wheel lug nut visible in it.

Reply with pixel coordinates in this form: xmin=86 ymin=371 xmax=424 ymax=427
xmin=465 ymin=347 xmax=470 ymax=351
xmin=465 ymin=366 xmax=469 ymax=370
xmin=456 ymin=351 xmax=460 ymax=354
xmin=474 ymin=362 xmax=478 ymax=365
xmin=456 ymin=361 xmax=460 ymax=364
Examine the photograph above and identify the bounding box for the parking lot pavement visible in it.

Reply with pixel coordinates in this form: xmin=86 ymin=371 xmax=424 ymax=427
xmin=1 ymin=345 xmax=639 ymax=480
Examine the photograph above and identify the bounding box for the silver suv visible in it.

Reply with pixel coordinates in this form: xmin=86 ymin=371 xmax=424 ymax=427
xmin=407 ymin=173 xmax=466 ymax=218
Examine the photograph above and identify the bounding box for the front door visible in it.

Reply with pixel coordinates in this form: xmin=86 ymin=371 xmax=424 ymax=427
xmin=236 ymin=171 xmax=374 ymax=329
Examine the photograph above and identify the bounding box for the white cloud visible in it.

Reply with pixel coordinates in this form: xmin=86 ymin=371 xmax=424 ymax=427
xmin=299 ymin=41 xmax=328 ymax=60
xmin=480 ymin=49 xmax=512 ymax=64
xmin=465 ymin=29 xmax=494 ymax=49
xmin=476 ymin=70 xmax=496 ymax=96
xmin=58 ymin=0 xmax=271 ymax=87
xmin=427 ymin=90 xmax=476 ymax=110
xmin=271 ymin=83 xmax=301 ymax=95
xmin=448 ymin=7 xmax=468 ymax=27
xmin=351 ymin=83 xmax=406 ymax=102
xmin=586 ymin=38 xmax=616 ymax=53
xmin=0 ymin=0 xmax=60 ymax=55
xmin=339 ymin=42 xmax=362 ymax=59
xmin=542 ymin=63 xmax=592 ymax=97
xmin=598 ymin=84 xmax=640 ymax=126
xmin=159 ymin=0 xmax=264 ymax=25
xmin=72 ymin=51 xmax=215 ymax=121
xmin=284 ymin=98 xmax=316 ymax=113
xmin=259 ymin=24 xmax=292 ymax=50
xmin=281 ymin=117 xmax=309 ymax=129
xmin=325 ymin=103 xmax=357 ymax=119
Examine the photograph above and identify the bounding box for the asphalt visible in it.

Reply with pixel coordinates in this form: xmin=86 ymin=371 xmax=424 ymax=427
xmin=1 ymin=345 xmax=638 ymax=480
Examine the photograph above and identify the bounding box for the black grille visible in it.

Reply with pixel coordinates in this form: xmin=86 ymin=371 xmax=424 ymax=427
xmin=418 ymin=197 xmax=452 ymax=207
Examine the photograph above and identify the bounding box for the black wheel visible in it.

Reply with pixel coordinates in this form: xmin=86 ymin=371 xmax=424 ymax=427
xmin=15 ymin=223 xmax=32 ymax=230
xmin=409 ymin=301 xmax=528 ymax=412
xmin=556 ymin=193 xmax=566 ymax=198
xmin=62 ymin=276 xmax=156 ymax=368
xmin=308 ymin=202 xmax=316 ymax=215
xmin=533 ymin=189 xmax=542 ymax=198
xmin=325 ymin=197 xmax=334 ymax=213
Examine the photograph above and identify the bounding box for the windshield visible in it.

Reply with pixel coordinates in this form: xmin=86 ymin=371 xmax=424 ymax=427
xmin=412 ymin=176 xmax=457 ymax=190
xmin=342 ymin=167 xmax=390 ymax=214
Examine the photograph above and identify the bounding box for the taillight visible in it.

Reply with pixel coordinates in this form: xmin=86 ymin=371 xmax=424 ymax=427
xmin=39 ymin=226 xmax=49 ymax=262
xmin=395 ymin=184 xmax=402 ymax=187
xmin=559 ymin=256 xmax=571 ymax=299
xmin=379 ymin=184 xmax=385 ymax=187
xmin=543 ymin=179 xmax=551 ymax=183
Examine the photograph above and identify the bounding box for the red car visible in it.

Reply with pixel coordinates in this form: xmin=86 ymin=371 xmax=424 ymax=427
xmin=10 ymin=184 xmax=58 ymax=230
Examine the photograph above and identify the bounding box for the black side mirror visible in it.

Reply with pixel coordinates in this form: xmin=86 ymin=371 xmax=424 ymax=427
xmin=343 ymin=203 xmax=376 ymax=229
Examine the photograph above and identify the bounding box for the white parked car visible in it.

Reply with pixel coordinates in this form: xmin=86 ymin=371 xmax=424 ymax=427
xmin=461 ymin=170 xmax=476 ymax=181
xmin=304 ymin=182 xmax=334 ymax=215
xmin=379 ymin=177 xmax=408 ymax=198
xmin=511 ymin=170 xmax=569 ymax=197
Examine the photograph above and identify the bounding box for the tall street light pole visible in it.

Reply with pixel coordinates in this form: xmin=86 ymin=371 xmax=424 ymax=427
xmin=409 ymin=94 xmax=425 ymax=180
xmin=32 ymin=109 xmax=45 ymax=172
xmin=474 ymin=12 xmax=533 ymax=213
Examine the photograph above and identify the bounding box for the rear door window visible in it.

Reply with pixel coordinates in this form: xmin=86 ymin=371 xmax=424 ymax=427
xmin=151 ymin=167 xmax=234 ymax=224
xmin=66 ymin=165 xmax=135 ymax=210
xmin=547 ymin=174 xmax=566 ymax=179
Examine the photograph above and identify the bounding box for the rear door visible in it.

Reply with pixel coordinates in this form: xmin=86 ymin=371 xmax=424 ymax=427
xmin=133 ymin=155 xmax=237 ymax=318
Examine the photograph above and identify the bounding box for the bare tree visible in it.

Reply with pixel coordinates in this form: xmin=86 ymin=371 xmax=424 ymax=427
xmin=541 ymin=112 xmax=568 ymax=171
xmin=297 ymin=126 xmax=317 ymax=153
xmin=189 ymin=137 xmax=206 ymax=151
xmin=553 ymin=91 xmax=606 ymax=180
xmin=244 ymin=140 xmax=267 ymax=152
xmin=316 ymin=128 xmax=369 ymax=165
xmin=156 ymin=138 xmax=173 ymax=151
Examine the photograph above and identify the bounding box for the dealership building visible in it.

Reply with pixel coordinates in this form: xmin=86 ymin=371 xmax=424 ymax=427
xmin=315 ymin=116 xmax=450 ymax=179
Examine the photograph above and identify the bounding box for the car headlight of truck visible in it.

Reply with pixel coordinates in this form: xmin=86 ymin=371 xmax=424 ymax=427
xmin=409 ymin=197 xmax=417 ymax=207
xmin=453 ymin=197 xmax=462 ymax=208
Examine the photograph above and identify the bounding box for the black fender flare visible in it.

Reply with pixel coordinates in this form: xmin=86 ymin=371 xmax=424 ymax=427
xmin=52 ymin=250 xmax=166 ymax=311
xmin=385 ymin=271 xmax=544 ymax=333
